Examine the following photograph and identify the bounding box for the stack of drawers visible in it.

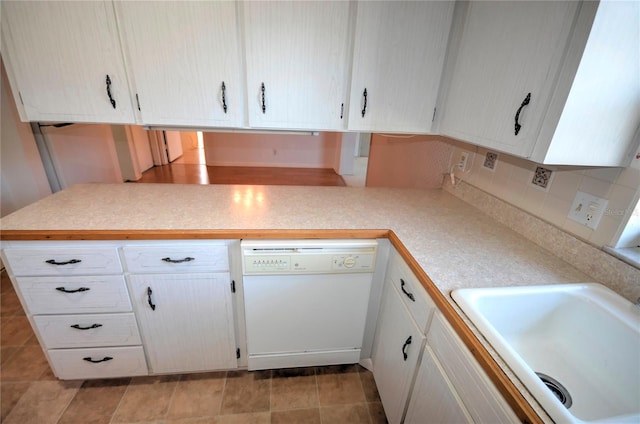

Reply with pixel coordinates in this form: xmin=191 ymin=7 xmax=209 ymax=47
xmin=3 ymin=246 xmax=148 ymax=380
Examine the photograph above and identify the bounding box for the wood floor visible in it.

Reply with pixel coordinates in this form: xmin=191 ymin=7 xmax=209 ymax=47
xmin=135 ymin=164 xmax=347 ymax=186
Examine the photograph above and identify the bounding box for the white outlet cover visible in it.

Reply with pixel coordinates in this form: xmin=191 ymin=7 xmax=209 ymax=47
xmin=568 ymin=191 xmax=609 ymax=229
xmin=457 ymin=151 xmax=469 ymax=170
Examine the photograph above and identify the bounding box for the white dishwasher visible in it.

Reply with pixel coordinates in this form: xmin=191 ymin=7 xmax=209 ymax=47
xmin=241 ymin=239 xmax=378 ymax=370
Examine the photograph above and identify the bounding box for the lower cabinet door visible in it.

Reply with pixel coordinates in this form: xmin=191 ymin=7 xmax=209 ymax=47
xmin=48 ymin=346 xmax=148 ymax=380
xmin=371 ymin=283 xmax=426 ymax=424
xmin=405 ymin=346 xmax=473 ymax=424
xmin=128 ymin=273 xmax=237 ymax=374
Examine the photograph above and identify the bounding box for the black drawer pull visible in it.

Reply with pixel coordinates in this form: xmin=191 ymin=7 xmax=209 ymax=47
xmin=514 ymin=92 xmax=531 ymax=135
xmin=161 ymin=256 xmax=194 ymax=263
xmin=402 ymin=335 xmax=412 ymax=361
xmin=261 ymin=82 xmax=266 ymax=114
xmin=106 ymin=74 xmax=116 ymax=109
xmin=83 ymin=356 xmax=113 ymax=363
xmin=46 ymin=259 xmax=81 ymax=266
xmin=400 ymin=279 xmax=415 ymax=302
xmin=147 ymin=286 xmax=156 ymax=311
xmin=361 ymin=88 xmax=368 ymax=117
xmin=56 ymin=287 xmax=90 ymax=294
xmin=221 ymin=81 xmax=228 ymax=113
xmin=71 ymin=323 xmax=103 ymax=330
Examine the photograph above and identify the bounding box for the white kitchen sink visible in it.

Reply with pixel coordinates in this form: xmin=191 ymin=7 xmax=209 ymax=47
xmin=451 ymin=283 xmax=640 ymax=424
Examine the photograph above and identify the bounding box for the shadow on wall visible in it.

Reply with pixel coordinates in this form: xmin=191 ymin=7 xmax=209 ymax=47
xmin=366 ymin=134 xmax=453 ymax=188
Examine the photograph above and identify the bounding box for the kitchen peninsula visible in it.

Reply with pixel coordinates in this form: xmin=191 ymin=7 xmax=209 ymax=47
xmin=0 ymin=183 xmax=626 ymax=423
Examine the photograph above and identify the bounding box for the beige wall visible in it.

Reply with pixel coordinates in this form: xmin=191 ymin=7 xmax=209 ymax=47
xmin=203 ymin=132 xmax=341 ymax=169
xmin=1 ymin=59 xmax=51 ymax=217
xmin=366 ymin=134 xmax=453 ymax=188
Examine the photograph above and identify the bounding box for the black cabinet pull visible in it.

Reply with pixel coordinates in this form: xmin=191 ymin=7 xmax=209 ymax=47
xmin=46 ymin=259 xmax=81 ymax=266
xmin=261 ymin=82 xmax=266 ymax=114
xmin=221 ymin=81 xmax=228 ymax=113
xmin=71 ymin=323 xmax=102 ymax=330
xmin=161 ymin=256 xmax=194 ymax=263
xmin=514 ymin=92 xmax=531 ymax=135
xmin=400 ymin=279 xmax=416 ymax=302
xmin=83 ymin=356 xmax=113 ymax=363
xmin=361 ymin=88 xmax=368 ymax=117
xmin=402 ymin=336 xmax=412 ymax=361
xmin=56 ymin=286 xmax=90 ymax=293
xmin=340 ymin=103 xmax=344 ymax=119
xmin=105 ymin=75 xmax=116 ymax=109
xmin=147 ymin=286 xmax=156 ymax=311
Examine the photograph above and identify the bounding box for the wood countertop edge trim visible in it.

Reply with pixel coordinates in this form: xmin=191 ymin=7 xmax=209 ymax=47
xmin=388 ymin=231 xmax=542 ymax=424
xmin=1 ymin=226 xmax=541 ymax=423
xmin=0 ymin=229 xmax=390 ymax=241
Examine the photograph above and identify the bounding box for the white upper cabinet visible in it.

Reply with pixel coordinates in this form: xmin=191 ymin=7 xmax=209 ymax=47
xmin=1 ymin=1 xmax=135 ymax=124
xmin=440 ymin=1 xmax=640 ymax=166
xmin=115 ymin=1 xmax=244 ymax=128
xmin=242 ymin=1 xmax=351 ymax=130
xmin=348 ymin=1 xmax=454 ymax=134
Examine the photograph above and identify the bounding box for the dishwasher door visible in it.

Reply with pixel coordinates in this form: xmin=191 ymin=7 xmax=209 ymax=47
xmin=243 ymin=273 xmax=373 ymax=370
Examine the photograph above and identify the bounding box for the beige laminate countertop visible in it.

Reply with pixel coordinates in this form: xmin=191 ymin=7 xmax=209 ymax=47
xmin=0 ymin=183 xmax=589 ymax=291
xmin=0 ymin=183 xmax=593 ymax=423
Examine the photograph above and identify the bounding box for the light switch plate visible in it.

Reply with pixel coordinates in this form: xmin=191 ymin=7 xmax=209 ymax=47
xmin=568 ymin=191 xmax=609 ymax=229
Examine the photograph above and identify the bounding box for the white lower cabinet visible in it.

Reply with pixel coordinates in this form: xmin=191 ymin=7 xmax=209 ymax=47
xmin=372 ymin=283 xmax=426 ymax=424
xmin=425 ymin=312 xmax=519 ymax=423
xmin=373 ymin=248 xmax=518 ymax=423
xmin=128 ymin=272 xmax=237 ymax=374
xmin=372 ymin=248 xmax=435 ymax=424
xmin=405 ymin=346 xmax=473 ymax=423
xmin=0 ymin=240 xmax=148 ymax=380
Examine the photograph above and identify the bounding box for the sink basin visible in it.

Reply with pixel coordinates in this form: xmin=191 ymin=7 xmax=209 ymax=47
xmin=452 ymin=283 xmax=640 ymax=423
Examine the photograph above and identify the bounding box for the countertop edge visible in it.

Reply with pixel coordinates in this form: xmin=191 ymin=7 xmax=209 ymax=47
xmin=0 ymin=229 xmax=391 ymax=241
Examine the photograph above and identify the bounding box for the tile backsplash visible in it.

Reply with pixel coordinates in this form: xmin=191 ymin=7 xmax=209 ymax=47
xmin=442 ymin=177 xmax=640 ymax=302
xmin=447 ymin=141 xmax=640 ymax=249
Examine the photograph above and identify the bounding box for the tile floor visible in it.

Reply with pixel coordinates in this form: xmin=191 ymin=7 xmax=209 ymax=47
xmin=0 ymin=270 xmax=387 ymax=423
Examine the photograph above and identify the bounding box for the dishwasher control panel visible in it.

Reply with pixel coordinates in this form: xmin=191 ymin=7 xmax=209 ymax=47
xmin=241 ymin=240 xmax=378 ymax=274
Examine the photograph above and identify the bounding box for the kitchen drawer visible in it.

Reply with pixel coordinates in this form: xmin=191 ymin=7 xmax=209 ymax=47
xmin=34 ymin=313 xmax=141 ymax=349
xmin=428 ymin=312 xmax=518 ymax=423
xmin=3 ymin=247 xmax=122 ymax=276
xmin=48 ymin=346 xmax=148 ymax=380
xmin=15 ymin=275 xmax=132 ymax=314
xmin=386 ymin=251 xmax=435 ymax=334
xmin=122 ymin=244 xmax=229 ymax=273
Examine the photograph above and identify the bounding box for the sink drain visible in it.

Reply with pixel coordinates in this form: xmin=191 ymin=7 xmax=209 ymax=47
xmin=536 ymin=372 xmax=573 ymax=408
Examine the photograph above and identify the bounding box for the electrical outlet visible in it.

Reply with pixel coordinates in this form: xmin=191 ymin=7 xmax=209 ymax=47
xmin=457 ymin=151 xmax=469 ymax=171
xmin=568 ymin=191 xmax=609 ymax=229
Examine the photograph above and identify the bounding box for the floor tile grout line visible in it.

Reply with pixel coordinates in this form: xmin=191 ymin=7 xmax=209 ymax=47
xmin=109 ymin=377 xmax=133 ymax=424
xmin=163 ymin=373 xmax=183 ymax=421
xmin=314 ymin=367 xmax=323 ymax=424
xmin=53 ymin=379 xmax=84 ymax=424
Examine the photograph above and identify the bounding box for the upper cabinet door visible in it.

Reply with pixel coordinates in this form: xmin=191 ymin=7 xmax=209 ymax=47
xmin=115 ymin=2 xmax=244 ymax=128
xmin=440 ymin=1 xmax=578 ymax=157
xmin=1 ymin=1 xmax=135 ymax=124
xmin=348 ymin=1 xmax=454 ymax=134
xmin=243 ymin=1 xmax=350 ymax=130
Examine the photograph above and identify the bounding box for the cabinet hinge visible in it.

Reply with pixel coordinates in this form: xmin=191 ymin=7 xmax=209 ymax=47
xmin=236 ymin=348 xmax=241 ymax=359
xmin=432 ymin=107 xmax=437 ymax=122
xmin=135 ymin=94 xmax=141 ymax=111
xmin=231 ymin=280 xmax=236 ymax=293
